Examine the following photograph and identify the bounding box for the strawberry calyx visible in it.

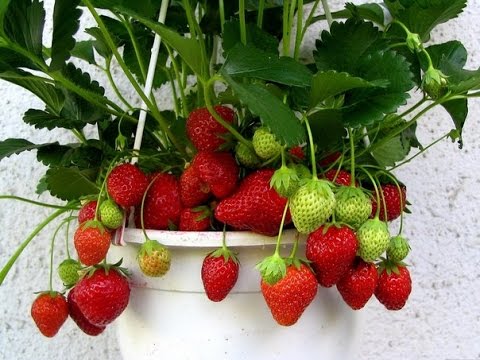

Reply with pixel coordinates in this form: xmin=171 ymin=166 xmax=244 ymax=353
xmin=257 ymin=253 xmax=287 ymax=285
xmin=191 ymin=206 xmax=212 ymax=223
xmin=138 ymin=239 xmax=168 ymax=258
xmin=209 ymin=246 xmax=239 ymax=265
xmin=270 ymin=164 xmax=300 ymax=198
xmin=80 ymin=220 xmax=108 ymax=234
xmin=377 ymin=257 xmax=408 ymax=276
xmin=80 ymin=259 xmax=130 ymax=279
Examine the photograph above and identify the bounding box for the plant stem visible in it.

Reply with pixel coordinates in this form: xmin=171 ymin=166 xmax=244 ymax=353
xmin=121 ymin=15 xmax=148 ymax=82
xmin=304 ymin=116 xmax=318 ymax=179
xmin=257 ymin=0 xmax=265 ymax=28
xmin=348 ymin=128 xmax=356 ymax=186
xmin=282 ymin=0 xmax=292 ymax=56
xmin=49 ymin=217 xmax=73 ymax=291
xmin=274 ymin=200 xmax=290 ymax=256
xmin=105 ymin=57 xmax=134 ymax=110
xmin=71 ymin=128 xmax=88 ymax=145
xmin=321 ymin=0 xmax=333 ymax=27
xmin=167 ymin=69 xmax=181 ymax=116
xmin=300 ymin=0 xmax=321 ymax=42
xmin=0 ymin=208 xmax=70 ymax=285
xmin=239 ymin=0 xmax=247 ymax=45
xmin=293 ymin=0 xmax=304 ymax=60
xmin=0 ymin=195 xmax=79 ymax=210
xmin=357 ymin=166 xmax=381 ymax=219
xmin=165 ymin=44 xmax=189 ymax=117
xmin=219 ymin=0 xmax=225 ymax=33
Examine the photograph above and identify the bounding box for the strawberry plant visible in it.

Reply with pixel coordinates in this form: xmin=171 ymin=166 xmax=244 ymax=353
xmin=0 ymin=0 xmax=479 ymax=339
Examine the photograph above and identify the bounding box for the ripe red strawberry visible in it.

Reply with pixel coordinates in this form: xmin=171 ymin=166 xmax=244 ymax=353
xmin=78 ymin=200 xmax=97 ymax=223
xmin=375 ymin=264 xmax=412 ymax=310
xmin=318 ymin=151 xmax=341 ymax=167
xmin=324 ymin=169 xmax=356 ymax=187
xmin=186 ymin=106 xmax=235 ymax=151
xmin=191 ymin=151 xmax=239 ymax=199
xmin=306 ymin=225 xmax=358 ymax=287
xmin=261 ymin=263 xmax=318 ymax=326
xmin=288 ymin=145 xmax=305 ymax=161
xmin=74 ymin=222 xmax=111 ymax=266
xmin=107 ymin=163 xmax=148 ymax=207
xmin=370 ymin=184 xmax=407 ymax=221
xmin=201 ymin=248 xmax=239 ymax=302
xmin=137 ymin=173 xmax=182 ymax=230
xmin=179 ymin=207 xmax=211 ymax=231
xmin=214 ymin=169 xmax=291 ymax=236
xmin=31 ymin=292 xmax=69 ymax=337
xmin=74 ymin=267 xmax=130 ymax=326
xmin=67 ymin=287 xmax=105 ymax=336
xmin=179 ymin=165 xmax=211 ymax=207
xmin=336 ymin=258 xmax=378 ymax=310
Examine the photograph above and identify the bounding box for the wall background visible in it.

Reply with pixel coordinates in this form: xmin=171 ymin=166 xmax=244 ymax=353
xmin=0 ymin=1 xmax=479 ymax=359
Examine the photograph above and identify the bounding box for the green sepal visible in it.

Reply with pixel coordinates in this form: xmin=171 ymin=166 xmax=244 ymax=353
xmin=209 ymin=246 xmax=239 ymax=265
xmin=256 ymin=253 xmax=286 ymax=285
xmin=81 ymin=219 xmax=107 ymax=233
xmin=138 ymin=239 xmax=166 ymax=257
xmin=270 ymin=165 xmax=300 ymax=198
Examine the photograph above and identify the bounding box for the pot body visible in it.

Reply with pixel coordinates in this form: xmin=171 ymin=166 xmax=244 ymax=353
xmin=109 ymin=229 xmax=362 ymax=360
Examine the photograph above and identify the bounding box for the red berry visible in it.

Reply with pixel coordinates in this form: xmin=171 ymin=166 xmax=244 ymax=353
xmin=107 ymin=163 xmax=148 ymax=207
xmin=201 ymin=250 xmax=239 ymax=302
xmin=306 ymin=225 xmax=358 ymax=287
xmin=261 ymin=264 xmax=318 ymax=326
xmin=74 ymin=267 xmax=130 ymax=326
xmin=78 ymin=201 xmax=97 ymax=223
xmin=370 ymin=184 xmax=407 ymax=221
xmin=186 ymin=106 xmax=235 ymax=151
xmin=31 ymin=292 xmax=69 ymax=337
xmin=68 ymin=287 xmax=105 ymax=336
xmin=74 ymin=223 xmax=111 ymax=266
xmin=337 ymin=258 xmax=378 ymax=310
xmin=179 ymin=207 xmax=211 ymax=231
xmin=179 ymin=165 xmax=211 ymax=208
xmin=136 ymin=173 xmax=182 ymax=230
xmin=215 ymin=169 xmax=291 ymax=236
xmin=192 ymin=151 xmax=239 ymax=199
xmin=375 ymin=265 xmax=412 ymax=310
xmin=324 ymin=169 xmax=356 ymax=187
xmin=288 ymin=145 xmax=305 ymax=161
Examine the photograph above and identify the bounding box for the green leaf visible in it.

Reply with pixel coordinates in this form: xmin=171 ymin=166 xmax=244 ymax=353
xmin=45 ymin=167 xmax=99 ymax=201
xmin=71 ymin=41 xmax=97 ymax=64
xmin=0 ymin=0 xmax=12 ymax=36
xmin=221 ymin=72 xmax=306 ymax=146
xmin=61 ymin=62 xmax=105 ymax=96
xmin=441 ymin=98 xmax=468 ymax=147
xmin=314 ymin=19 xmax=382 ymax=74
xmin=385 ymin=0 xmax=467 ymax=40
xmin=50 ymin=0 xmax=82 ymax=71
xmin=0 ymin=138 xmax=56 ymax=161
xmin=119 ymin=9 xmax=206 ymax=79
xmin=85 ymin=27 xmax=113 ymax=58
xmin=371 ymin=136 xmax=410 ymax=167
xmin=37 ymin=144 xmax=71 ymax=166
xmin=0 ymin=69 xmax=65 ymax=114
xmin=425 ymin=40 xmax=467 ymax=69
xmin=89 ymin=0 xmax=162 ymax=18
xmin=23 ymin=109 xmax=88 ymax=130
xmin=222 ymin=44 xmax=312 ymax=87
xmin=308 ymin=110 xmax=345 ymax=150
xmin=310 ymin=70 xmax=388 ymax=107
xmin=222 ymin=20 xmax=279 ymax=54
xmin=312 ymin=3 xmax=385 ymax=26
xmin=3 ymin=0 xmax=45 ymax=57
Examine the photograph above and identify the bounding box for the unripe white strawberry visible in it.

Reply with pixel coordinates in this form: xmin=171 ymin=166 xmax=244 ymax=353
xmin=335 ymin=187 xmax=372 ymax=228
xmin=357 ymin=218 xmax=390 ymax=262
xmin=252 ymin=127 xmax=282 ymax=160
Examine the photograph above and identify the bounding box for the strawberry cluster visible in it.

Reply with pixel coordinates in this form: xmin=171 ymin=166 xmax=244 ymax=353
xmin=29 ymin=105 xmax=413 ymax=337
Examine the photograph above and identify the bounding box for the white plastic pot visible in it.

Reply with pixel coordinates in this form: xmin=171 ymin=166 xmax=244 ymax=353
xmin=108 ymin=229 xmax=362 ymax=360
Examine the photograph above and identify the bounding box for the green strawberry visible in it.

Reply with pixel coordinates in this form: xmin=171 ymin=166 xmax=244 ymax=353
xmin=252 ymin=127 xmax=282 ymax=160
xmin=270 ymin=165 xmax=300 ymax=198
xmin=334 ymin=187 xmax=372 ymax=228
xmin=357 ymin=218 xmax=390 ymax=262
xmin=386 ymin=235 xmax=410 ymax=262
xmin=290 ymin=179 xmax=336 ymax=234
xmin=235 ymin=141 xmax=261 ymax=168
xmin=99 ymin=199 xmax=124 ymax=229
xmin=57 ymin=259 xmax=82 ymax=287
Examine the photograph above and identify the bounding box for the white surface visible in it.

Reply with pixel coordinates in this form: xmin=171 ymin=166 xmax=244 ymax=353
xmin=0 ymin=1 xmax=480 ymax=360
xmin=108 ymin=238 xmax=360 ymax=360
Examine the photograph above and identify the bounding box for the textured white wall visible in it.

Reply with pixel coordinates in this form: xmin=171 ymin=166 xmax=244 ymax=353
xmin=0 ymin=1 xmax=479 ymax=359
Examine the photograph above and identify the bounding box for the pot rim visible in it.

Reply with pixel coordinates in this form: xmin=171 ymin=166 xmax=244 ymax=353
xmin=116 ymin=228 xmax=305 ymax=248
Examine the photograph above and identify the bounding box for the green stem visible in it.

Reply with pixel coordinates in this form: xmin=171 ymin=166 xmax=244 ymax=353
xmin=105 ymin=57 xmax=134 ymax=110
xmin=65 ymin=211 xmax=73 ymax=259
xmin=0 ymin=208 xmax=69 ymax=285
xmin=0 ymin=196 xmax=79 ymax=210
xmin=288 ymin=236 xmax=299 ymax=259
xmin=293 ymin=0 xmax=304 ymax=60
xmin=300 ymin=0 xmax=321 ymax=42
xmin=321 ymin=0 xmax=333 ymax=27
xmin=257 ymin=0 xmax=265 ymax=28
xmin=221 ymin=224 xmax=228 ymax=251
xmin=219 ymin=0 xmax=226 ymax=33
xmin=282 ymin=0 xmax=292 ymax=56
xmin=397 ymin=96 xmax=428 ymax=119
xmin=49 ymin=216 xmax=75 ymax=290
xmin=203 ymin=76 xmax=251 ymax=149
xmin=167 ymin=69 xmax=181 ymax=116
xmin=71 ymin=128 xmax=88 ymax=145
xmin=357 ymin=166 xmax=381 ymax=219
xmin=239 ymin=0 xmax=247 ymax=45
xmin=121 ymin=15 xmax=148 ymax=81
xmin=165 ymin=44 xmax=189 ymax=117
xmin=348 ymin=128 xmax=355 ymax=186
xmin=377 ymin=171 xmax=405 ymax=234
xmin=274 ymin=200 xmax=290 ymax=256
xmin=140 ymin=174 xmax=162 ymax=242
xmin=304 ymin=116 xmax=318 ymax=179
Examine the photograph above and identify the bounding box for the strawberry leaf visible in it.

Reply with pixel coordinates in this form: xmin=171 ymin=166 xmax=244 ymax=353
xmin=385 ymin=0 xmax=467 ymax=40
xmin=71 ymin=41 xmax=96 ymax=65
xmin=23 ymin=109 xmax=91 ymax=130
xmin=50 ymin=0 xmax=82 ymax=71
xmin=0 ymin=138 xmax=56 ymax=161
xmin=371 ymin=136 xmax=410 ymax=167
xmin=222 ymin=43 xmax=312 ymax=87
xmin=45 ymin=167 xmax=99 ymax=201
xmin=221 ymin=72 xmax=306 ymax=146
